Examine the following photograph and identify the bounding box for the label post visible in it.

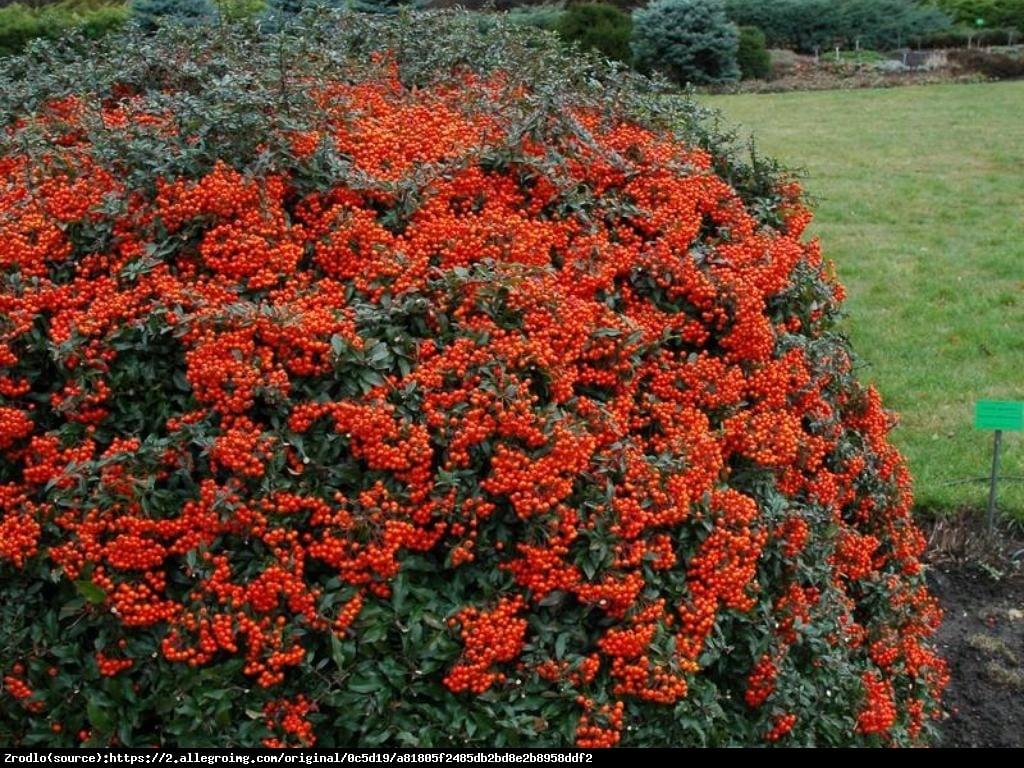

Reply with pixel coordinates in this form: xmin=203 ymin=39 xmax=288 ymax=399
xmin=974 ymin=401 xmax=1023 ymax=529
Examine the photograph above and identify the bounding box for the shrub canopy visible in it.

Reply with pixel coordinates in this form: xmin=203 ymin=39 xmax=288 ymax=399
xmin=925 ymin=0 xmax=1024 ymax=31
xmin=737 ymin=25 xmax=771 ymax=80
xmin=725 ymin=0 xmax=952 ymax=52
xmin=632 ymin=0 xmax=741 ymax=85
xmin=0 ymin=11 xmax=945 ymax=748
xmin=0 ymin=0 xmax=128 ymax=56
xmin=130 ymin=0 xmax=219 ymax=30
xmin=555 ymin=3 xmax=634 ymax=63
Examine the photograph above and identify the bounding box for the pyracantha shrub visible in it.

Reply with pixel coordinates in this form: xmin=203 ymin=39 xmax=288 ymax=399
xmin=0 ymin=11 xmax=946 ymax=748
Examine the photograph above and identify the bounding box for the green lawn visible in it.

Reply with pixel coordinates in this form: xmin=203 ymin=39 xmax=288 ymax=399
xmin=701 ymin=82 xmax=1024 ymax=518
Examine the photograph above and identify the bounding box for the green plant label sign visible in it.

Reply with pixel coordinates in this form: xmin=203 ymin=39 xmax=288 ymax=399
xmin=975 ymin=400 xmax=1024 ymax=430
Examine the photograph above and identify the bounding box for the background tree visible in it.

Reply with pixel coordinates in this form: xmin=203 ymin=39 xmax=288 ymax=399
xmin=737 ymin=25 xmax=771 ymax=79
xmin=632 ymin=0 xmax=741 ymax=84
xmin=556 ymin=2 xmax=633 ymax=63
xmin=130 ymin=0 xmax=218 ymax=30
xmin=724 ymin=0 xmax=952 ymax=52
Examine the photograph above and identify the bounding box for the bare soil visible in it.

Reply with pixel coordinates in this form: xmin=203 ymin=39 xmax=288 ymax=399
xmin=707 ymin=52 xmax=989 ymax=94
xmin=924 ymin=515 xmax=1024 ymax=747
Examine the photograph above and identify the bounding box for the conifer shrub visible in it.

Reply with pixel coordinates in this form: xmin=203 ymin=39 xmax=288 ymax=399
xmin=737 ymin=25 xmax=771 ymax=79
xmin=0 ymin=0 xmax=127 ymax=56
xmin=130 ymin=0 xmax=217 ymax=30
xmin=555 ymin=2 xmax=633 ymax=63
xmin=724 ymin=0 xmax=952 ymax=52
xmin=926 ymin=0 xmax=1024 ymax=32
xmin=0 ymin=11 xmax=946 ymax=747
xmin=215 ymin=0 xmax=265 ymax=21
xmin=632 ymin=0 xmax=741 ymax=85
xmin=925 ymin=24 xmax=1019 ymax=45
xmin=506 ymin=4 xmax=565 ymax=32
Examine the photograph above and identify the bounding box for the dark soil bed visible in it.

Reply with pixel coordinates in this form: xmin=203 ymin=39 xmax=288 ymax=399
xmin=930 ymin=566 xmax=1024 ymax=747
xmin=924 ymin=515 xmax=1024 ymax=747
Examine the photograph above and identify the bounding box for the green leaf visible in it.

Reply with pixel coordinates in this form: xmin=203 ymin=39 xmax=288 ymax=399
xmin=331 ymin=333 xmax=345 ymax=357
xmin=422 ymin=613 xmax=444 ymax=630
xmin=330 ymin=632 xmax=346 ymax=671
xmin=59 ymin=597 xmax=86 ymax=620
xmin=87 ymin=701 xmax=113 ymax=733
xmin=361 ymin=623 xmax=387 ymax=645
xmin=74 ymin=580 xmax=106 ymax=604
xmin=554 ymin=632 xmax=568 ymax=659
xmin=347 ymin=675 xmax=382 ymax=694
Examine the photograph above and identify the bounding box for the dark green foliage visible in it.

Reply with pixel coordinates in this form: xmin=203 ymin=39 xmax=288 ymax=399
xmin=262 ymin=0 xmax=310 ymax=18
xmin=632 ymin=0 xmax=740 ymax=84
xmin=924 ymin=24 xmax=1020 ymax=44
xmin=845 ymin=0 xmax=952 ymax=46
xmin=260 ymin=0 xmax=344 ymax=30
xmin=215 ymin=0 xmax=265 ymax=20
xmin=261 ymin=0 xmax=424 ymax=26
xmin=0 ymin=4 xmax=59 ymax=54
xmin=724 ymin=0 xmax=952 ymax=52
xmin=0 ymin=0 xmax=127 ymax=55
xmin=922 ymin=0 xmax=1024 ymax=30
xmin=555 ymin=3 xmax=633 ymax=63
xmin=130 ymin=0 xmax=217 ymax=30
xmin=506 ymin=4 xmax=564 ymax=31
xmin=737 ymin=25 xmax=770 ymax=79
xmin=346 ymin=0 xmax=429 ymax=13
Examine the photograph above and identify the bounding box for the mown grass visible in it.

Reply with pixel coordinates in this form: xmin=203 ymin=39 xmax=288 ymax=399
xmin=701 ymin=82 xmax=1024 ymax=518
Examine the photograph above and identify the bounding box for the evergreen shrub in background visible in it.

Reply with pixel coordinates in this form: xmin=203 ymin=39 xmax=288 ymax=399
xmin=555 ymin=3 xmax=633 ymax=63
xmin=0 ymin=0 xmax=128 ymax=55
xmin=737 ymin=25 xmax=771 ymax=79
xmin=130 ymin=0 xmax=217 ymax=31
xmin=724 ymin=0 xmax=952 ymax=52
xmin=632 ymin=0 xmax=741 ymax=85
